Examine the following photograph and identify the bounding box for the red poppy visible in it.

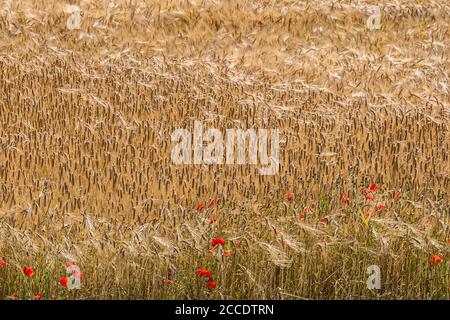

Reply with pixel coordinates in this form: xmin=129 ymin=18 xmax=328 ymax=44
xmin=195 ymin=203 xmax=206 ymax=211
xmin=0 ymin=260 xmax=6 ymax=267
xmin=369 ymin=184 xmax=379 ymax=192
xmin=224 ymin=249 xmax=233 ymax=256
xmin=298 ymin=213 xmax=305 ymax=220
xmin=208 ymin=199 xmax=216 ymax=207
xmin=340 ymin=193 xmax=350 ymax=206
xmin=431 ymin=255 xmax=442 ymax=266
xmin=286 ymin=193 xmax=294 ymax=202
xmin=319 ymin=217 xmax=328 ymax=223
xmin=375 ymin=202 xmax=386 ymax=211
xmin=33 ymin=294 xmax=43 ymax=300
xmin=211 ymin=237 xmax=225 ymax=247
xmin=365 ymin=193 xmax=374 ymax=201
xmin=304 ymin=207 xmax=313 ymax=213
xmin=23 ymin=267 xmax=34 ymax=277
xmin=66 ymin=261 xmax=75 ymax=268
xmin=59 ymin=277 xmax=68 ymax=288
xmin=197 ymin=268 xmax=211 ymax=279
xmin=206 ymin=280 xmax=218 ymax=289
xmin=163 ymin=279 xmax=173 ymax=285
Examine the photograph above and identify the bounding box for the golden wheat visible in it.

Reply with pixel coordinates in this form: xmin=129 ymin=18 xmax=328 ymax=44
xmin=0 ymin=0 xmax=448 ymax=300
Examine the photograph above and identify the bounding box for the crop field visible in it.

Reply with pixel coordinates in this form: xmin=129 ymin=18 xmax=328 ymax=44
xmin=0 ymin=0 xmax=448 ymax=300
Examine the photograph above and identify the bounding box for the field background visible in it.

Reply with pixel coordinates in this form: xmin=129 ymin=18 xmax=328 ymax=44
xmin=0 ymin=0 xmax=448 ymax=299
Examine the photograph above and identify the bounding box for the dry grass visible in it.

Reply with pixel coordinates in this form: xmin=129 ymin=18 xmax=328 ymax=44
xmin=0 ymin=0 xmax=448 ymax=300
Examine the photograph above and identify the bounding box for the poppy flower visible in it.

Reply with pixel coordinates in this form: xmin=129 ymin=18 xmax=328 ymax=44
xmin=224 ymin=249 xmax=233 ymax=256
xmin=195 ymin=203 xmax=206 ymax=211
xmin=286 ymin=193 xmax=294 ymax=202
xmin=369 ymin=184 xmax=379 ymax=192
xmin=298 ymin=213 xmax=305 ymax=220
xmin=365 ymin=193 xmax=374 ymax=201
xmin=23 ymin=267 xmax=34 ymax=277
xmin=197 ymin=268 xmax=211 ymax=279
xmin=375 ymin=202 xmax=386 ymax=211
xmin=33 ymin=294 xmax=43 ymax=300
xmin=59 ymin=277 xmax=69 ymax=288
xmin=208 ymin=199 xmax=216 ymax=207
xmin=319 ymin=217 xmax=328 ymax=223
xmin=0 ymin=260 xmax=6 ymax=267
xmin=211 ymin=237 xmax=225 ymax=247
xmin=206 ymin=280 xmax=218 ymax=289
xmin=304 ymin=207 xmax=313 ymax=213
xmin=340 ymin=193 xmax=350 ymax=206
xmin=163 ymin=279 xmax=173 ymax=285
xmin=431 ymin=255 xmax=443 ymax=266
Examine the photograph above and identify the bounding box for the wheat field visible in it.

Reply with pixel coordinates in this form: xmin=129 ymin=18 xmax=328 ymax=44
xmin=0 ymin=0 xmax=448 ymax=300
